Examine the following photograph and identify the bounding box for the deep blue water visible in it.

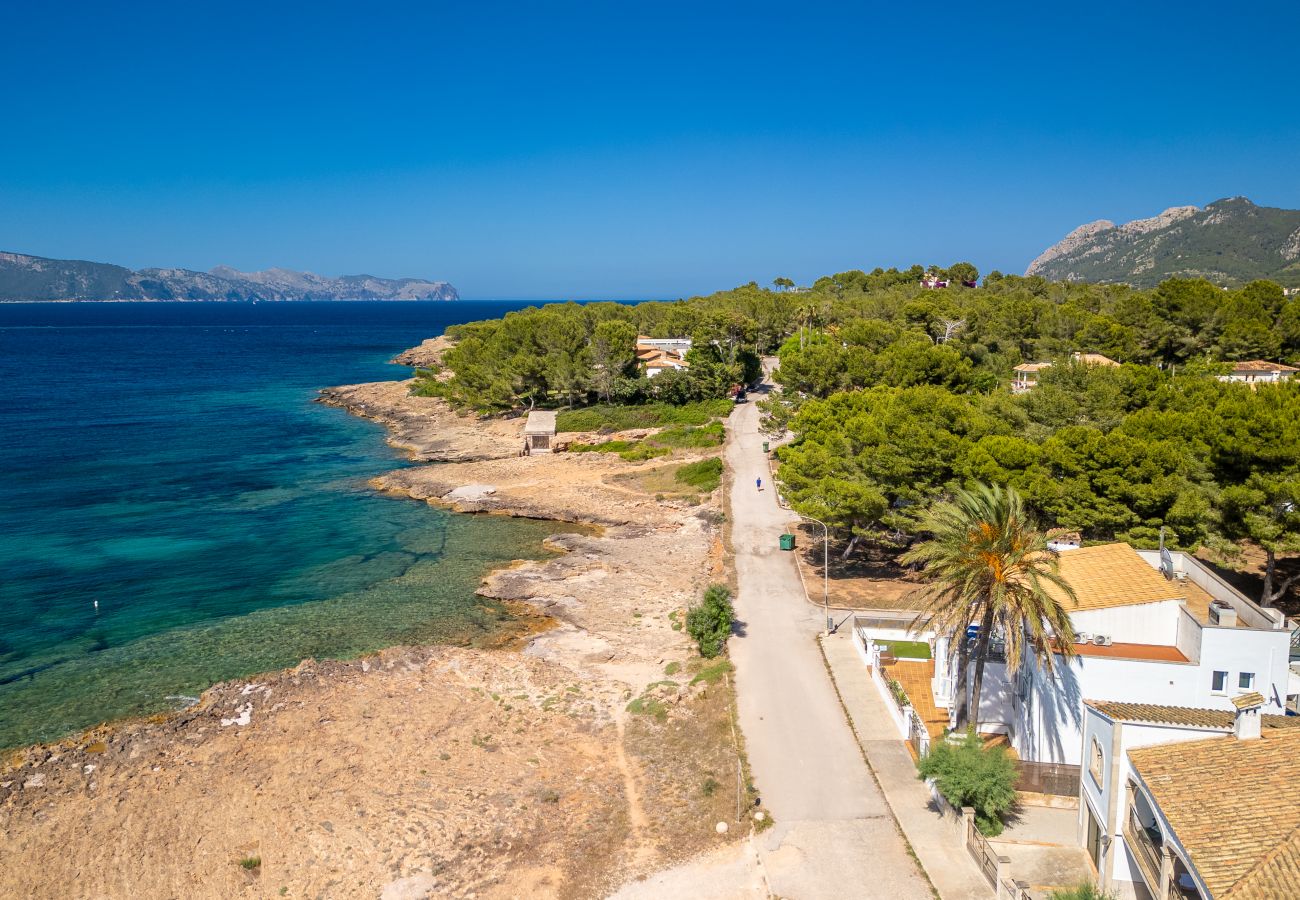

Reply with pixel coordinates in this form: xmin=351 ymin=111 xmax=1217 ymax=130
xmin=0 ymin=301 xmax=566 ymax=748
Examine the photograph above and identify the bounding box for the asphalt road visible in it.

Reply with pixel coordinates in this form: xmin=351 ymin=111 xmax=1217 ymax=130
xmin=723 ymin=385 xmax=934 ymax=899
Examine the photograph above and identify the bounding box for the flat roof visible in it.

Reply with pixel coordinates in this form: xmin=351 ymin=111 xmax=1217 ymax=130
xmin=523 ymin=410 xmax=557 ymax=434
xmin=1046 ymin=543 xmax=1186 ymax=612
xmin=1068 ymin=641 xmax=1188 ymax=662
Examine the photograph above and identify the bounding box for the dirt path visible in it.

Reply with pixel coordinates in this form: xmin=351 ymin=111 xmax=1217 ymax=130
xmin=611 ymin=706 xmax=657 ymax=869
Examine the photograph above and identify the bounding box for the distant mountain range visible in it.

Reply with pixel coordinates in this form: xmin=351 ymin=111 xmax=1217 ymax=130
xmin=0 ymin=251 xmax=458 ymax=302
xmin=1026 ymin=197 xmax=1300 ymax=288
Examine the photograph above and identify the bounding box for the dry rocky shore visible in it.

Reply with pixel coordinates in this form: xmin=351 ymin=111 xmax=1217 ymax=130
xmin=1 ymin=362 xmax=744 ymax=899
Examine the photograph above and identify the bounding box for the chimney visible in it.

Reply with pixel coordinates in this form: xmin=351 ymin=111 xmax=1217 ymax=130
xmin=1232 ymin=691 xmax=1265 ymax=741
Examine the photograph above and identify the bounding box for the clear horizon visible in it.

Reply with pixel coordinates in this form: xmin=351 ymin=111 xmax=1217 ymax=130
xmin=3 ymin=1 xmax=1298 ymax=300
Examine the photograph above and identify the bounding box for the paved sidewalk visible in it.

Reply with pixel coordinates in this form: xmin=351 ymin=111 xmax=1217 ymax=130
xmin=821 ymin=629 xmax=995 ymax=899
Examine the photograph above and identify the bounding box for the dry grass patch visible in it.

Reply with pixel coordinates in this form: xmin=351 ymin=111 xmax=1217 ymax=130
xmin=610 ymin=463 xmax=702 ymax=503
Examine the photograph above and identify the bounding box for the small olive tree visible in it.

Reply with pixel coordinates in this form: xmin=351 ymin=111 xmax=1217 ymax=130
xmin=686 ymin=584 xmax=734 ymax=658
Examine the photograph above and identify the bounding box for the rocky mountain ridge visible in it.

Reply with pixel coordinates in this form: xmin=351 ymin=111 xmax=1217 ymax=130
xmin=1026 ymin=197 xmax=1300 ymax=288
xmin=0 ymin=251 xmax=458 ymax=301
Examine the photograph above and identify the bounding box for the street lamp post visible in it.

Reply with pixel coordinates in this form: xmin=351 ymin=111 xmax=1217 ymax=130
xmin=800 ymin=513 xmax=831 ymax=634
xmin=774 ymin=480 xmax=833 ymax=634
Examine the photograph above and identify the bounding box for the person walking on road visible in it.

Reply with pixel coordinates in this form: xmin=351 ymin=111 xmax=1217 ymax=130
xmin=756 ymin=477 xmax=763 ymax=491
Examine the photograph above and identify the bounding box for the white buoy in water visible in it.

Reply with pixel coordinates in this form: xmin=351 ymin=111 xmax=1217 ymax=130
xmin=93 ymin=599 xmax=99 ymax=611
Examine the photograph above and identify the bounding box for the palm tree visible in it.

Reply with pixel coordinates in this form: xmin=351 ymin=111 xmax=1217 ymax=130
xmin=903 ymin=483 xmax=1077 ymax=730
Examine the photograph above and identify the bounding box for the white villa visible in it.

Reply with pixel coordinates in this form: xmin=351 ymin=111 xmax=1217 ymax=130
xmin=1215 ymin=359 xmax=1298 ymax=385
xmin=636 ymin=335 xmax=691 ymax=377
xmin=851 ymin=540 xmax=1300 ymax=897
xmin=930 ymin=543 xmax=1296 ymax=767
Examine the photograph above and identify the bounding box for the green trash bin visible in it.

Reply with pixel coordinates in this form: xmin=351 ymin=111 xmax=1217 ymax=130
xmin=779 ymin=533 xmax=795 ymax=551
xmin=762 ymin=441 xmax=770 ymax=453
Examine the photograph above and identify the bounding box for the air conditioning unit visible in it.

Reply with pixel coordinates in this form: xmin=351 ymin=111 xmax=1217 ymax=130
xmin=1093 ymin=634 xmax=1113 ymax=647
xmin=1075 ymin=632 xmax=1092 ymax=644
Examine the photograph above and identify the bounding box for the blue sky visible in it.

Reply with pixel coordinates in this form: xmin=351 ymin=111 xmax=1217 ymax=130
xmin=3 ymin=1 xmax=1298 ymax=299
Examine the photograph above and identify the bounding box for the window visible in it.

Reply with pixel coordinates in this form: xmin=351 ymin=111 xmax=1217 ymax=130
xmin=1212 ymin=671 xmax=1228 ymax=693
xmin=1089 ymin=737 xmax=1105 ymax=787
xmin=1239 ymin=672 xmax=1256 ymax=690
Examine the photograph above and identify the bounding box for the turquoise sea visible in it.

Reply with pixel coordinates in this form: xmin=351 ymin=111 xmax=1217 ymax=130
xmin=0 ymin=300 xmax=568 ymax=750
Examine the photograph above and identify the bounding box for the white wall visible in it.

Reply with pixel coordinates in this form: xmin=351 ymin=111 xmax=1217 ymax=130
xmin=1070 ymin=600 xmax=1182 ymax=646
xmin=1080 ymin=707 xmax=1232 ymax=890
xmin=1199 ymin=626 xmax=1290 ymax=711
xmin=1014 ymin=628 xmax=1291 ymax=765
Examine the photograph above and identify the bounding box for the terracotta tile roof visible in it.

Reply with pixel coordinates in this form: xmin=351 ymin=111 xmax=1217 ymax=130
xmin=1232 ymin=691 xmax=1266 ymax=710
xmin=1086 ymin=700 xmax=1300 ymax=730
xmin=1074 ymin=352 xmax=1121 ymax=367
xmin=1045 ymin=543 xmax=1184 ymax=612
xmin=1013 ymin=362 xmax=1051 ymax=373
xmin=1129 ymin=729 xmax=1300 ymax=898
xmin=1229 ymin=359 xmax=1300 ymax=374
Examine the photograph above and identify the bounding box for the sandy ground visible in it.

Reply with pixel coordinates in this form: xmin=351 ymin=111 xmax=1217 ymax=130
xmin=1 ymin=371 xmax=744 ymax=900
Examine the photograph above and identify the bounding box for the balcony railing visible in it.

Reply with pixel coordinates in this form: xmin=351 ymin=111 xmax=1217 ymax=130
xmin=1125 ymin=807 xmax=1165 ymax=892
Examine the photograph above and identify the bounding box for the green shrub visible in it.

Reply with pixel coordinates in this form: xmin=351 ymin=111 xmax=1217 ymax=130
xmin=569 ymin=439 xmax=670 ymax=461
xmin=686 ymin=584 xmax=734 ymax=658
xmin=650 ymin=422 xmax=725 ymax=448
xmin=410 ymin=368 xmax=445 ymax=398
xmin=556 ymin=399 xmax=732 ymax=432
xmin=676 ymin=457 xmax=723 ymax=492
xmin=887 ymin=678 xmax=911 ymax=708
xmin=570 ymin=440 xmax=637 ymax=454
xmin=1049 ymin=885 xmax=1117 ymax=900
xmin=617 ymin=444 xmax=671 ymax=462
xmin=626 ymin=695 xmax=669 ymax=722
xmin=917 ymin=731 xmax=1018 ymax=836
xmin=239 ymin=856 xmax=262 ymax=870
xmin=689 ymin=659 xmax=733 ymax=685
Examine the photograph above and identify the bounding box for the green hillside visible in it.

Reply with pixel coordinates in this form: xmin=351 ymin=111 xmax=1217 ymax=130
xmin=1027 ymin=197 xmax=1300 ymax=288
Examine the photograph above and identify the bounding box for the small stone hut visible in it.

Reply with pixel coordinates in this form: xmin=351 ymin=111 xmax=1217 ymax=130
xmin=523 ymin=410 xmax=557 ymax=454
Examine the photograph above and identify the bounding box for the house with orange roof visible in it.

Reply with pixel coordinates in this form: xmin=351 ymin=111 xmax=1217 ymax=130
xmin=1079 ymin=695 xmax=1300 ymax=897
xmin=1011 ymin=361 xmax=1052 ymax=393
xmin=1011 ymin=351 xmax=1121 ymax=393
xmin=635 ymin=335 xmax=691 ymax=377
xmin=929 ymin=543 xmax=1296 ymax=776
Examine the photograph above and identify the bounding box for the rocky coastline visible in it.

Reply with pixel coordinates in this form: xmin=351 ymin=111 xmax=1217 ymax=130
xmin=1 ymin=353 xmax=742 ymax=899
